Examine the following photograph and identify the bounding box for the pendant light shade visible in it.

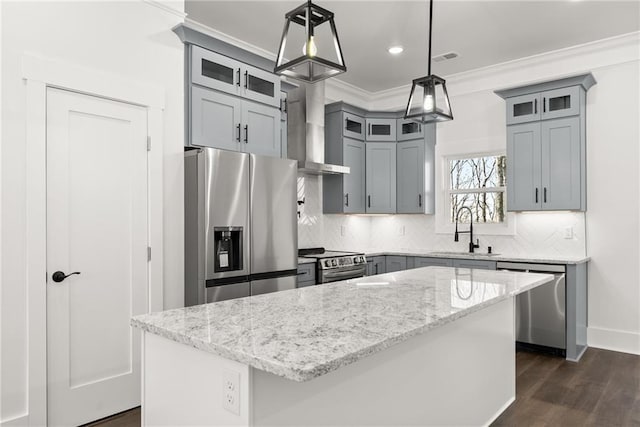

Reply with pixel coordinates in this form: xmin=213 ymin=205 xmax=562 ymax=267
xmin=404 ymin=0 xmax=453 ymax=124
xmin=274 ymin=1 xmax=347 ymax=83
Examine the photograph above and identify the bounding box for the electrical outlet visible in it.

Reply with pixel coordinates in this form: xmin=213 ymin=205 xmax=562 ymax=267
xmin=399 ymin=226 xmax=405 ymax=236
xmin=341 ymin=225 xmax=346 ymax=236
xmin=222 ymin=369 xmax=240 ymax=415
xmin=564 ymin=226 xmax=573 ymax=239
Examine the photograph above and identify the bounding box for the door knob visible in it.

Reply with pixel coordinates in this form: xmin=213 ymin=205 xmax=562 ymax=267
xmin=52 ymin=271 xmax=81 ymax=283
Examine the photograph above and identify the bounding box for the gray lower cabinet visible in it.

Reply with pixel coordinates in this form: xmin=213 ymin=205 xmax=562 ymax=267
xmin=385 ymin=256 xmax=407 ymax=273
xmin=366 ymin=143 xmax=396 ymax=213
xmin=368 ymin=256 xmax=386 ymax=276
xmin=452 ymin=259 xmax=496 ymax=270
xmin=296 ymin=263 xmax=316 ymax=287
xmin=191 ymin=85 xmax=281 ymax=157
xmin=414 ymin=257 xmax=454 ymax=268
xmin=323 ymin=137 xmax=366 ymax=213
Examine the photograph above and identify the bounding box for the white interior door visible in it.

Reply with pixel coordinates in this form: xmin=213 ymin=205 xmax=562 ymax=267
xmin=46 ymin=88 xmax=149 ymax=426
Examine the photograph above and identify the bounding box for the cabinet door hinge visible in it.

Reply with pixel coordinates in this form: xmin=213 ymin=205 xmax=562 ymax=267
xmin=147 ymin=136 xmax=152 ymax=151
xmin=147 ymin=246 xmax=152 ymax=262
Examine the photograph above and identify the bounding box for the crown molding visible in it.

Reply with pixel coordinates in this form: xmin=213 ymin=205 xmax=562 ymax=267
xmin=183 ymin=18 xmax=277 ymax=62
xmin=142 ymin=0 xmax=186 ymax=19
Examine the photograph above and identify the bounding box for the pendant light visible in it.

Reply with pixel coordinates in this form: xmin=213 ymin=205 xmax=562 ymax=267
xmin=404 ymin=0 xmax=453 ymax=123
xmin=274 ymin=0 xmax=347 ymax=83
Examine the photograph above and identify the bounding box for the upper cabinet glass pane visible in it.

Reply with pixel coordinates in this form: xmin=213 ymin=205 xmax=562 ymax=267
xmin=401 ymin=122 xmax=421 ymax=135
xmin=201 ymin=59 xmax=234 ymax=85
xmin=346 ymin=118 xmax=362 ymax=134
xmin=513 ymin=101 xmax=534 ymax=117
xmin=371 ymin=124 xmax=391 ymax=136
xmin=549 ymin=95 xmax=571 ymax=112
xmin=247 ymin=75 xmax=275 ymax=98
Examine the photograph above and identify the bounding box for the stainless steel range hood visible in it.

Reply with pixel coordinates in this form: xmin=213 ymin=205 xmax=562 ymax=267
xmin=287 ymin=81 xmax=350 ymax=175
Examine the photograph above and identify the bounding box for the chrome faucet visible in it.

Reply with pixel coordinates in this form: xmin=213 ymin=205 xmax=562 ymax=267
xmin=454 ymin=206 xmax=480 ymax=253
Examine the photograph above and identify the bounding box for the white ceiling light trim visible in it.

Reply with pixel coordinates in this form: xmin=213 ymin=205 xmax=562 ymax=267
xmin=388 ymin=46 xmax=404 ymax=55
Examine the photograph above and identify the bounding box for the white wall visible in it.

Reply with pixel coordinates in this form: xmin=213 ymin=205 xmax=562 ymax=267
xmin=0 ymin=1 xmax=185 ymax=423
xmin=300 ymin=33 xmax=640 ymax=354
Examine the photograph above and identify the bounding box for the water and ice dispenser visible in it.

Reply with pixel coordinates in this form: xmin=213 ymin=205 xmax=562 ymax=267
xmin=213 ymin=227 xmax=243 ymax=273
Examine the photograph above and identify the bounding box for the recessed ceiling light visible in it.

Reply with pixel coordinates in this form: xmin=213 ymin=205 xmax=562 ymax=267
xmin=388 ymin=46 xmax=404 ymax=55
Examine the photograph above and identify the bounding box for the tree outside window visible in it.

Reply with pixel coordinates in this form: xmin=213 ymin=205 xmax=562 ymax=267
xmin=449 ymin=155 xmax=506 ymax=224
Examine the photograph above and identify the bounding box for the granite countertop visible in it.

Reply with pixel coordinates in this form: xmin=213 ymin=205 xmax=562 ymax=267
xmin=364 ymin=251 xmax=590 ymax=265
xmin=132 ymin=267 xmax=553 ymax=382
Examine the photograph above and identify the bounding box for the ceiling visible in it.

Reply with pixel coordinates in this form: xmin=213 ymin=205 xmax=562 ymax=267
xmin=186 ymin=1 xmax=640 ymax=93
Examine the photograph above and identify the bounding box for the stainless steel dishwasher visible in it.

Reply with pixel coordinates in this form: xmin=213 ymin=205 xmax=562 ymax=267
xmin=497 ymin=262 xmax=566 ymax=356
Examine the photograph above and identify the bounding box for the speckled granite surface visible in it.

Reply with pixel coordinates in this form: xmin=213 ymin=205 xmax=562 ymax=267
xmin=363 ymin=251 xmax=589 ymax=265
xmin=132 ymin=267 xmax=553 ymax=382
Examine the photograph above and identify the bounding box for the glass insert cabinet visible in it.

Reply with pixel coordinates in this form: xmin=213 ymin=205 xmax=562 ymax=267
xmin=506 ymin=86 xmax=580 ymax=125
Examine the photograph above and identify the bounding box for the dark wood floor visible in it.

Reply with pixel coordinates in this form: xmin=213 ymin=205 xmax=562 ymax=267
xmin=493 ymin=348 xmax=640 ymax=426
xmin=91 ymin=348 xmax=639 ymax=427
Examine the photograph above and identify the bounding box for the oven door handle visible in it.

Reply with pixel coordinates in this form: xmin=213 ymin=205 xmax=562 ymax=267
xmin=323 ymin=266 xmax=366 ymax=281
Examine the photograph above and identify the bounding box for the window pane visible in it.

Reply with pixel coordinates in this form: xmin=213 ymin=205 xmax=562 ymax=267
xmin=450 ymin=192 xmax=505 ymax=224
xmin=450 ymin=155 xmax=506 ymax=190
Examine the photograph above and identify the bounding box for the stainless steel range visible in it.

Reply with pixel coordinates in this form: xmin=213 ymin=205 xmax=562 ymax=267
xmin=299 ymin=248 xmax=367 ymax=284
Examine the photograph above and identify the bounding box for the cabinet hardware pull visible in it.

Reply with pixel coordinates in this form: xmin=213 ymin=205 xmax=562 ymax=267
xmin=419 ymin=124 xmax=422 ymax=133
xmin=534 ymin=99 xmax=537 ymax=114
xmin=535 ymin=188 xmax=539 ymax=203
xmin=244 ymin=71 xmax=248 ymax=89
xmin=236 ymin=124 xmax=241 ymax=142
xmin=418 ymin=194 xmax=422 ymax=207
xmin=368 ymin=124 xmax=371 ymax=135
xmin=544 ymin=187 xmax=547 ymax=203
xmin=368 ymin=195 xmax=371 ymax=208
xmin=244 ymin=125 xmax=248 ymax=143
xmin=236 ymin=69 xmax=240 ymax=87
xmin=543 ymin=97 xmax=546 ymax=113
xmin=345 ymin=193 xmax=349 ymax=207
xmin=283 ymin=99 xmax=287 ymax=113
xmin=375 ymin=264 xmax=378 ymax=275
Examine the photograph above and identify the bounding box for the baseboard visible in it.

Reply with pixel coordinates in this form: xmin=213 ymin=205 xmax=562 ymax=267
xmin=588 ymin=326 xmax=640 ymax=355
xmin=0 ymin=414 xmax=28 ymax=427
xmin=483 ymin=396 xmax=515 ymax=427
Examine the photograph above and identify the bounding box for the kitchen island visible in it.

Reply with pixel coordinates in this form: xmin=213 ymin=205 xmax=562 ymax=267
xmin=132 ymin=267 xmax=553 ymax=426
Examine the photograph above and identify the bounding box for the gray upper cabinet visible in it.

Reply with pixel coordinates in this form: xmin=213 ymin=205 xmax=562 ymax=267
xmin=497 ymin=74 xmax=594 ymax=212
xmin=343 ymin=139 xmax=366 ymax=213
xmin=366 ymin=142 xmax=396 ymax=213
xmin=397 ymin=118 xmax=424 ymax=141
xmin=343 ymin=112 xmax=366 ymax=140
xmin=324 ymin=102 xmax=437 ymax=215
xmin=241 ymin=64 xmax=281 ymax=108
xmin=192 ymin=46 xmax=241 ymax=96
xmin=242 ymin=101 xmax=281 ymax=158
xmin=507 ymin=122 xmax=542 ymax=211
xmin=324 ymin=109 xmax=366 ymax=214
xmin=397 ymin=140 xmax=425 ymax=214
xmin=541 ymin=117 xmax=582 ymax=210
xmin=191 ymin=85 xmax=242 ymax=151
xmin=365 ymin=118 xmax=396 ymax=142
xmin=540 ymin=86 xmax=580 ymax=121
xmin=506 ymin=93 xmax=541 ymax=125
xmin=191 ymin=46 xmax=280 ymax=108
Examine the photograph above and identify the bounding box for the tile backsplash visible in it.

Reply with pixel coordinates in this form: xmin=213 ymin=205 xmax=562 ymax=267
xmin=298 ymin=174 xmax=587 ymax=258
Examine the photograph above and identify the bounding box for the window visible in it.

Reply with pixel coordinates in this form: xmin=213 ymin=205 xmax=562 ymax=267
xmin=448 ymin=155 xmax=506 ymax=224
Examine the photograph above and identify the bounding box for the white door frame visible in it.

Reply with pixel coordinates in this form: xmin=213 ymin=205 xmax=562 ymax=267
xmin=22 ymin=53 xmax=165 ymax=425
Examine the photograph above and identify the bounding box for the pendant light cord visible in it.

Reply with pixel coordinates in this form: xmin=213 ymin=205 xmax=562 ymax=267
xmin=428 ymin=0 xmax=433 ymax=75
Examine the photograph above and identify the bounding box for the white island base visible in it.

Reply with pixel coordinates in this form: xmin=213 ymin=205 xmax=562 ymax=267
xmin=142 ymin=298 xmax=515 ymax=427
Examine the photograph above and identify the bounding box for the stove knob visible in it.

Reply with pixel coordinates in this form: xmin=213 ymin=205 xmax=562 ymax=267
xmin=332 ymin=259 xmax=337 ymax=266
xmin=324 ymin=260 xmax=331 ymax=267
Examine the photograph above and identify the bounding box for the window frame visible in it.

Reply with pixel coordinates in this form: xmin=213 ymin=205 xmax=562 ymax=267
xmin=436 ymin=150 xmax=516 ymax=236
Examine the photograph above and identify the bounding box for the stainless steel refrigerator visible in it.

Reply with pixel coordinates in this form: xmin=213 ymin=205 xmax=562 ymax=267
xmin=184 ymin=148 xmax=298 ymax=305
